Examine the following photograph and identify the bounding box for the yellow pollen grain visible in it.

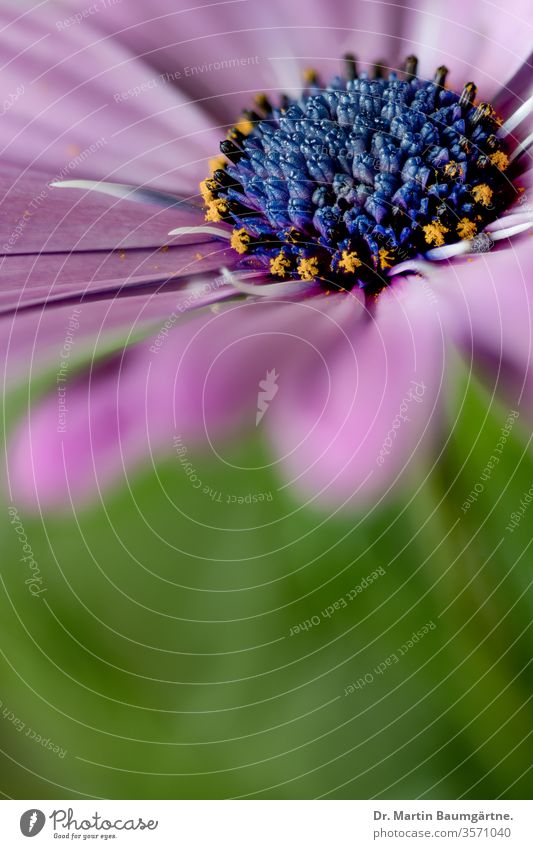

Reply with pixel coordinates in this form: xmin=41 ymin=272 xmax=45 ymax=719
xmin=119 ymin=251 xmax=126 ymax=260
xmin=234 ymin=118 xmax=254 ymax=136
xmin=230 ymin=228 xmax=251 ymax=254
xmin=444 ymin=161 xmax=464 ymax=178
xmin=297 ymin=256 xmax=319 ymax=281
xmin=269 ymin=251 xmax=291 ymax=278
xmin=457 ymin=218 xmax=477 ymax=240
xmin=423 ymin=221 xmax=449 ymax=247
xmin=378 ymin=248 xmax=395 ymax=269
xmin=205 ymin=198 xmax=227 ymax=222
xmin=199 ymin=179 xmax=214 ymax=204
xmin=338 ymin=250 xmax=362 ymax=274
xmin=195 ymin=252 xmax=203 ymax=261
xmin=208 ymin=155 xmax=226 ymax=174
xmin=472 ymin=184 xmax=493 ymax=207
xmin=303 ymin=68 xmax=318 ymax=85
xmin=285 ymin=228 xmax=301 ymax=244
xmin=489 ymin=151 xmax=509 ymax=171
xmin=160 ymin=245 xmax=170 ymax=253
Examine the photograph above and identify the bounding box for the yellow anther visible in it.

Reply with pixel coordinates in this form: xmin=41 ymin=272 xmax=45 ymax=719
xmin=378 ymin=248 xmax=395 ymax=269
xmin=303 ymin=68 xmax=318 ymax=85
xmin=269 ymin=251 xmax=291 ymax=278
xmin=337 ymin=250 xmax=362 ymax=274
xmin=234 ymin=118 xmax=254 ymax=136
xmin=457 ymin=218 xmax=477 ymax=240
xmin=205 ymin=198 xmax=227 ymax=222
xmin=471 ymin=184 xmax=493 ymax=207
xmin=297 ymin=256 xmax=319 ymax=281
xmin=230 ymin=228 xmax=251 ymax=254
xmin=489 ymin=151 xmax=509 ymax=171
xmin=254 ymin=93 xmax=270 ymax=112
xmin=423 ymin=221 xmax=449 ymax=247
xmin=208 ymin=155 xmax=226 ymax=174
xmin=444 ymin=161 xmax=464 ymax=178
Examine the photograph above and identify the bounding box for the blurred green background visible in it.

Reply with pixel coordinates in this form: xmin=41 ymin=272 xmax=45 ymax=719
xmin=1 ymin=361 xmax=532 ymax=800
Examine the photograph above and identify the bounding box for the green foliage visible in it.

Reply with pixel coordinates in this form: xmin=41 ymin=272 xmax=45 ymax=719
xmin=0 ymin=365 xmax=531 ymax=799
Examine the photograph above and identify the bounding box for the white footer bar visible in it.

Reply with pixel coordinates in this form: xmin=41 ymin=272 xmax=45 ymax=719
xmin=0 ymin=799 xmax=530 ymax=847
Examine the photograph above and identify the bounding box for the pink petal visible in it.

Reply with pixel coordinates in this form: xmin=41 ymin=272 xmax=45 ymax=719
xmin=1 ymin=275 xmax=237 ymax=390
xmin=397 ymin=0 xmax=533 ymax=101
xmin=268 ymin=280 xmax=450 ymax=509
xmin=82 ymin=0 xmax=532 ymax=112
xmin=0 ymin=162 xmax=207 ymax=255
xmin=0 ymin=237 xmax=235 ymax=312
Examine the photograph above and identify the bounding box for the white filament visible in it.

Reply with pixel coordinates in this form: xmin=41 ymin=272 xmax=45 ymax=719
xmin=221 ymin=266 xmax=318 ymax=297
xmin=51 ymin=179 xmax=190 ymax=209
xmin=168 ymin=225 xmax=230 ymax=239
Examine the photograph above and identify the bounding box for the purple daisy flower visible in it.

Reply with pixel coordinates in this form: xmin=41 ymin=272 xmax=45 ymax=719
xmin=2 ymin=0 xmax=532 ymax=510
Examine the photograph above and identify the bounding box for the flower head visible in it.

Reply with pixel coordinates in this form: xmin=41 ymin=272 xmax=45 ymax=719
xmin=202 ymin=57 xmax=516 ymax=292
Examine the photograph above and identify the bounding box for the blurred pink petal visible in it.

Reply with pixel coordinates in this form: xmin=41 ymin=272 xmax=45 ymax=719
xmin=397 ymin=0 xmax=532 ymax=100
xmin=440 ymin=236 xmax=533 ymax=417
xmin=268 ymin=280 xmax=449 ymax=508
xmin=76 ymin=0 xmax=403 ymax=121
xmin=0 ymin=4 xmax=218 ymax=190
xmin=8 ymin=291 xmax=359 ymax=508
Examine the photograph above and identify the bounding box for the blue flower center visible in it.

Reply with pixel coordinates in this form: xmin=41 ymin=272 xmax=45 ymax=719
xmin=202 ymin=56 xmax=514 ymax=292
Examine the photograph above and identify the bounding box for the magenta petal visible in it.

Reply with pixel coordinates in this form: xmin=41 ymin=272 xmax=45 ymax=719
xmin=441 ymin=236 xmax=533 ymax=418
xmin=0 ymin=5 xmax=217 ymax=191
xmin=7 ymin=292 xmax=360 ymax=509
xmin=268 ymin=282 xmax=449 ymax=509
